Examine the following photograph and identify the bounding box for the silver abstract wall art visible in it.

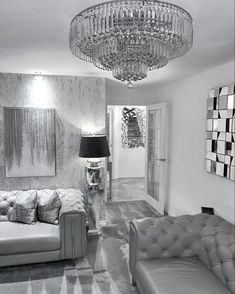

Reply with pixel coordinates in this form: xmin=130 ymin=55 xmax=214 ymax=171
xmin=206 ymin=84 xmax=235 ymax=181
xmin=4 ymin=107 xmax=56 ymax=178
xmin=121 ymin=107 xmax=145 ymax=148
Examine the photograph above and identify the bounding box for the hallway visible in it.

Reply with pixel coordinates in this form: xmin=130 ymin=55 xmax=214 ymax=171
xmin=110 ymin=177 xmax=145 ymax=202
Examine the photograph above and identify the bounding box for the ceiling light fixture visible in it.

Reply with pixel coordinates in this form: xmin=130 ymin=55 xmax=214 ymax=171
xmin=70 ymin=0 xmax=193 ymax=87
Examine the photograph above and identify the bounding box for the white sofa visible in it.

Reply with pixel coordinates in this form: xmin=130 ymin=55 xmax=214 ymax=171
xmin=0 ymin=188 xmax=87 ymax=267
xmin=129 ymin=214 xmax=235 ymax=294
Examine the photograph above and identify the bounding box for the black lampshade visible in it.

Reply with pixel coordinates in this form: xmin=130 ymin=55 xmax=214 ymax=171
xmin=79 ymin=135 xmax=110 ymax=158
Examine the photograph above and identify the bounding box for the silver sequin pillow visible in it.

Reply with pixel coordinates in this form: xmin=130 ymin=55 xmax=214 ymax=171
xmin=9 ymin=191 xmax=37 ymax=224
xmin=37 ymin=190 xmax=61 ymax=224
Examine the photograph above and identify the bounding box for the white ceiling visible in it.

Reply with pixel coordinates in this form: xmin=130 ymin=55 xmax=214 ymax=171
xmin=0 ymin=0 xmax=234 ymax=87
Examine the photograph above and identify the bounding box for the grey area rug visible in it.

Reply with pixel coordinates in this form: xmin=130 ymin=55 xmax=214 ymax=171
xmin=0 ymin=200 xmax=160 ymax=294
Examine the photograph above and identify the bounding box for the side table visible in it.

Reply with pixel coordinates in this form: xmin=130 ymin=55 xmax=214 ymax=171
xmin=85 ymin=189 xmax=105 ymax=235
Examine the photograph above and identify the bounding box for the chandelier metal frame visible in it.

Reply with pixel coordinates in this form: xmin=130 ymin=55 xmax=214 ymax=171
xmin=70 ymin=0 xmax=193 ymax=85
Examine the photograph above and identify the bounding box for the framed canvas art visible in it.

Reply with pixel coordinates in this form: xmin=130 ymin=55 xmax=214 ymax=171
xmin=4 ymin=107 xmax=56 ymax=178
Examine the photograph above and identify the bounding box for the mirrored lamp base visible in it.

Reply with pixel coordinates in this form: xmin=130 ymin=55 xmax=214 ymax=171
xmin=85 ymin=160 xmax=104 ymax=191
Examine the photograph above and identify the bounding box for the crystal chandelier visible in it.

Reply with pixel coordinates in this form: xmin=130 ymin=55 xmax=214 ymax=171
xmin=70 ymin=0 xmax=193 ymax=86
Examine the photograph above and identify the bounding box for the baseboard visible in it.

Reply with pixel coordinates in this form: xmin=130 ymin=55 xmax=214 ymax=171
xmin=166 ymin=206 xmax=235 ymax=224
xmin=215 ymin=206 xmax=235 ymax=225
xmin=166 ymin=207 xmax=176 ymax=217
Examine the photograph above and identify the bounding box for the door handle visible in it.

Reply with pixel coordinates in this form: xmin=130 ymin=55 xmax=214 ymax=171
xmin=156 ymin=158 xmax=166 ymax=162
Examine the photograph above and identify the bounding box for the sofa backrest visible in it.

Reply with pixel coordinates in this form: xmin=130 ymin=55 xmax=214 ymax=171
xmin=188 ymin=214 xmax=234 ymax=293
xmin=0 ymin=189 xmax=85 ymax=222
xmin=156 ymin=214 xmax=235 ymax=293
xmin=0 ymin=191 xmax=19 ymax=220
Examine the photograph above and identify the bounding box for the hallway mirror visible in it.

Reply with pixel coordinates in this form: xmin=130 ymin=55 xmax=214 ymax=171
xmin=121 ymin=107 xmax=146 ymax=148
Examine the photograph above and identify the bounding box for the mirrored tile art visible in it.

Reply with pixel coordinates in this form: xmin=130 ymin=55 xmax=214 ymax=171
xmin=206 ymin=84 xmax=235 ymax=181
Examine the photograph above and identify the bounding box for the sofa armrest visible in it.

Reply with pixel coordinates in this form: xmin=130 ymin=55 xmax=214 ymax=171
xmin=58 ymin=189 xmax=87 ymax=259
xmin=129 ymin=215 xmax=202 ymax=279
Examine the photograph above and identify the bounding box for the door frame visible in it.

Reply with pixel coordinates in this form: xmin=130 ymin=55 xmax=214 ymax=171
xmin=144 ymin=102 xmax=169 ymax=215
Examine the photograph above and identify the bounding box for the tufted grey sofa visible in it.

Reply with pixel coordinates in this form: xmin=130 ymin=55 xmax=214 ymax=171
xmin=129 ymin=214 xmax=235 ymax=294
xmin=0 ymin=189 xmax=87 ymax=267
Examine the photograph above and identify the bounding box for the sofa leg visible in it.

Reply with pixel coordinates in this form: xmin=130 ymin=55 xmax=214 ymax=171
xmin=132 ymin=277 xmax=137 ymax=286
xmin=72 ymin=258 xmax=76 ymax=267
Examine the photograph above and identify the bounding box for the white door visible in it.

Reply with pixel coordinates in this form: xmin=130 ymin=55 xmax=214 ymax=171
xmin=145 ymin=102 xmax=169 ymax=215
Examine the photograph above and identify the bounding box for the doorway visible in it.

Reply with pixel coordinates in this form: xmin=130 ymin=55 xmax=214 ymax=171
xmin=107 ymin=105 xmax=146 ymax=202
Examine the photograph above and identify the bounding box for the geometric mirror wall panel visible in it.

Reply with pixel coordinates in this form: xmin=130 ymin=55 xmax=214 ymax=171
xmin=121 ymin=107 xmax=145 ymax=148
xmin=4 ymin=107 xmax=56 ymax=178
xmin=206 ymin=84 xmax=235 ymax=181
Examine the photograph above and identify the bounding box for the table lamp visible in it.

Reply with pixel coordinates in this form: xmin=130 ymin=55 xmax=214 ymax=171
xmin=79 ymin=135 xmax=110 ymax=191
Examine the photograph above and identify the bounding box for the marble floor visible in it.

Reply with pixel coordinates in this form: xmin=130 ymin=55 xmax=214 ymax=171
xmin=110 ymin=177 xmax=145 ymax=201
xmin=0 ymin=200 xmax=160 ymax=294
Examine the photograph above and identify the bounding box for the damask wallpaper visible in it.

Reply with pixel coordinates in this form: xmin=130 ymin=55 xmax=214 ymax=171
xmin=0 ymin=73 xmax=105 ymax=190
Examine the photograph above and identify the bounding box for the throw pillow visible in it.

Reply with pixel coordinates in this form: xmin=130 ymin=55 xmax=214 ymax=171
xmin=9 ymin=191 xmax=37 ymax=224
xmin=37 ymin=190 xmax=61 ymax=224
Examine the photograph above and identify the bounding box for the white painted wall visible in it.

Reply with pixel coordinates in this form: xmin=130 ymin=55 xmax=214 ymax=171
xmin=148 ymin=61 xmax=235 ymax=224
xmin=107 ymin=60 xmax=235 ymax=223
xmin=108 ymin=105 xmax=145 ymax=179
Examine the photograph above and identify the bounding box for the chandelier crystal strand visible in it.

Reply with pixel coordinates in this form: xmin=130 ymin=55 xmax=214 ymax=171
xmin=70 ymin=0 xmax=193 ymax=85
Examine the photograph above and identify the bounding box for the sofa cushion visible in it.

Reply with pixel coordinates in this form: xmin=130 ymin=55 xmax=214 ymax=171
xmin=136 ymin=257 xmax=231 ymax=294
xmin=37 ymin=190 xmax=61 ymax=224
xmin=8 ymin=190 xmax=38 ymax=224
xmin=0 ymin=221 xmax=60 ymax=255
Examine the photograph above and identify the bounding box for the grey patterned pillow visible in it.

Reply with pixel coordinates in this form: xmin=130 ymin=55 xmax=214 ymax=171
xmin=9 ymin=191 xmax=37 ymax=224
xmin=37 ymin=190 xmax=61 ymax=224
